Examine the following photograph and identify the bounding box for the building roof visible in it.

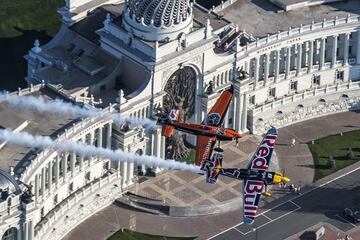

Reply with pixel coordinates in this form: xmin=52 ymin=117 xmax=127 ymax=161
xmin=0 ymin=87 xmax=78 ymax=175
xmin=0 ymin=170 xmax=21 ymax=199
xmin=127 ymin=0 xmax=191 ymax=27
xmin=219 ymin=0 xmax=360 ymax=38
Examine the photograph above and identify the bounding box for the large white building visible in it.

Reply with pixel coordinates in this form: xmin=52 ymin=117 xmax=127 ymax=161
xmin=0 ymin=0 xmax=360 ymax=239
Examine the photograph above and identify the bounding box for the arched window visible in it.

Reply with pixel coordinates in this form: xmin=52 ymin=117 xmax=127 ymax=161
xmin=2 ymin=227 xmax=17 ymax=240
xmin=229 ymin=69 xmax=232 ymax=81
xmin=221 ymin=72 xmax=224 ymax=84
xmin=225 ymin=71 xmax=228 ymax=83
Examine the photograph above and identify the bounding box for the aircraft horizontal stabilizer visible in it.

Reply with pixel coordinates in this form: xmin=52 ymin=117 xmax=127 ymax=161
xmin=200 ymin=148 xmax=223 ymax=184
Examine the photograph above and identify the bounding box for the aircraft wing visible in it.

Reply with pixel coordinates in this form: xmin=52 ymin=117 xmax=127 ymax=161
xmin=242 ymin=179 xmax=264 ymax=224
xmin=203 ymin=87 xmax=234 ymax=126
xmin=195 ymin=135 xmax=217 ymax=166
xmin=247 ymin=127 xmax=278 ymax=171
xmin=242 ymin=127 xmax=278 ymax=224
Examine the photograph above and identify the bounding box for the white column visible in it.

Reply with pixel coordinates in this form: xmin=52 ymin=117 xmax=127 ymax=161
xmin=303 ymin=42 xmax=309 ymax=66
xmin=161 ymin=136 xmax=166 ymax=159
xmin=308 ymin=40 xmax=314 ymax=73
xmin=154 ymin=129 xmax=162 ymax=172
xmin=237 ymin=92 xmax=243 ymax=132
xmin=285 ymin=46 xmax=291 ymax=78
xmin=22 ymin=222 xmax=28 ymax=240
xmin=106 ymin=123 xmax=112 ymax=149
xmin=41 ymin=167 xmax=45 ymax=196
xmin=97 ymin=127 xmax=103 ymax=148
xmin=320 ymin=37 xmax=326 ymax=70
xmin=241 ymin=93 xmax=248 ymax=132
xmin=34 ymin=174 xmax=39 ymax=202
xmin=274 ymin=49 xmax=280 ymax=82
xmin=62 ymin=154 xmax=67 ymax=180
xmin=121 ymin=161 xmax=128 ymax=186
xmin=344 ymin=33 xmax=350 ymax=65
xmin=357 ymin=30 xmax=360 ymax=65
xmin=55 ymin=156 xmax=59 ymax=186
xmin=296 ymin=43 xmax=302 ymax=76
xmin=332 ymin=35 xmax=338 ymax=68
xmin=70 ymin=152 xmax=76 ymax=175
xmin=233 ymin=90 xmax=240 ymax=131
xmin=127 ymin=162 xmax=134 ymax=185
xmin=28 ymin=221 xmax=34 ymax=240
xmin=264 ymin=53 xmax=269 ymax=85
xmin=79 ymin=137 xmax=84 ymax=170
xmin=89 ymin=132 xmax=94 ymax=165
xmin=48 ymin=161 xmax=52 ymax=192
xmin=253 ymin=57 xmax=259 ymax=87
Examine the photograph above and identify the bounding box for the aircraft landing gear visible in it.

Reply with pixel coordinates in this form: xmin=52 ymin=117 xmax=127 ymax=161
xmin=261 ymin=192 xmax=272 ymax=197
xmin=262 ymin=184 xmax=271 ymax=197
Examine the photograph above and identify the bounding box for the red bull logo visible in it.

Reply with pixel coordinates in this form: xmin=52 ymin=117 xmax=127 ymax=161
xmin=243 ymin=180 xmax=264 ymax=217
xmin=250 ymin=134 xmax=276 ymax=171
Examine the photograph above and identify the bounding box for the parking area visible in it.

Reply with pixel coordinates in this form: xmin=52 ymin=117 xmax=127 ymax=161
xmin=210 ymin=166 xmax=360 ymax=240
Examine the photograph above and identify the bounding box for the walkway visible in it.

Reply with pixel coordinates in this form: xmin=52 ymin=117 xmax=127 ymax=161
xmin=63 ymin=111 xmax=360 ymax=240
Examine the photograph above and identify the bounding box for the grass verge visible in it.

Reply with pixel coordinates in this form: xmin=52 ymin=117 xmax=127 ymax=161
xmin=307 ymin=130 xmax=360 ymax=181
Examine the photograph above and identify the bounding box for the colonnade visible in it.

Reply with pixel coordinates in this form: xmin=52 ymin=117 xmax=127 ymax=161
xmin=230 ymin=30 xmax=360 ymax=133
xmin=31 ymin=123 xmax=113 ymax=204
xmin=248 ymin=32 xmax=359 ymax=87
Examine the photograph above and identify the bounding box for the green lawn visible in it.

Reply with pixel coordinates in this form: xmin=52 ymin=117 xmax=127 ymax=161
xmin=0 ymin=0 xmax=62 ymax=38
xmin=307 ymin=130 xmax=360 ymax=181
xmin=107 ymin=229 xmax=196 ymax=240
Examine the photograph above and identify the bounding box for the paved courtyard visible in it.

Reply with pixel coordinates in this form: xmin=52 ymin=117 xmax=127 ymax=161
xmin=64 ymin=111 xmax=360 ymax=240
xmin=134 ymin=134 xmax=260 ymax=207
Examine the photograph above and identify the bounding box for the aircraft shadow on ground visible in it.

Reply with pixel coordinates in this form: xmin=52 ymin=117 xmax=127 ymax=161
xmin=297 ymin=164 xmax=328 ymax=169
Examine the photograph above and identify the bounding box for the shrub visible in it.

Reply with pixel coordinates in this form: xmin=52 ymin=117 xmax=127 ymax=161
xmin=327 ymin=156 xmax=336 ymax=169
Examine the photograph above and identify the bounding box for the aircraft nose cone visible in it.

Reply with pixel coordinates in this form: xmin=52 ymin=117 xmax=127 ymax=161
xmin=282 ymin=177 xmax=290 ymax=183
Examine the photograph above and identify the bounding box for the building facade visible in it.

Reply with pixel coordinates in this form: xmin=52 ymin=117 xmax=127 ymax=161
xmin=0 ymin=0 xmax=360 ymax=240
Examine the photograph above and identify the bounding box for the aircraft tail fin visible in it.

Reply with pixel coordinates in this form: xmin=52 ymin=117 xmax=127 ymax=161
xmin=161 ymin=125 xmax=175 ymax=138
xmin=168 ymin=109 xmax=180 ymax=122
xmin=200 ymin=148 xmax=223 ymax=184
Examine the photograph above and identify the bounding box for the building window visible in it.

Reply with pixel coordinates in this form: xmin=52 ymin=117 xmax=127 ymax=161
xmin=349 ymin=46 xmax=352 ymax=55
xmin=290 ymin=81 xmax=298 ymax=91
xmin=336 ymin=70 xmax=344 ymax=81
xmin=268 ymin=87 xmax=276 ymax=97
xmin=100 ymin=84 xmax=106 ymax=91
xmin=312 ymin=75 xmax=320 ymax=85
xmin=249 ymin=95 xmax=255 ymax=105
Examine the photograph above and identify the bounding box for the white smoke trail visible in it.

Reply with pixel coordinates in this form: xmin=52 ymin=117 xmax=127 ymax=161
xmin=0 ymin=93 xmax=157 ymax=129
xmin=0 ymin=129 xmax=201 ymax=173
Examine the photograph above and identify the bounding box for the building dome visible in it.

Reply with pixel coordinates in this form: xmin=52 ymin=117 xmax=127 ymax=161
xmin=0 ymin=170 xmax=21 ymax=198
xmin=123 ymin=0 xmax=193 ymax=42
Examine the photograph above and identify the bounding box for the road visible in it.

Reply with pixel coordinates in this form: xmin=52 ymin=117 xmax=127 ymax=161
xmin=209 ymin=167 xmax=360 ymax=240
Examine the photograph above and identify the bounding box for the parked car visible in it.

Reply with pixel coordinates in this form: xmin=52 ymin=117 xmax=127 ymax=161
xmin=344 ymin=208 xmax=360 ymax=223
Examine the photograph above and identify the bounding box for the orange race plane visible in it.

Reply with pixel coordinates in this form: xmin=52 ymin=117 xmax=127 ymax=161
xmin=156 ymin=86 xmax=242 ymax=166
